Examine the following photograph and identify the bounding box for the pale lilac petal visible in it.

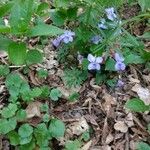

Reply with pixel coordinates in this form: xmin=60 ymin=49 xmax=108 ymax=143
xmin=115 ymin=62 xmax=126 ymax=71
xmin=96 ymin=57 xmax=103 ymax=63
xmin=105 ymin=7 xmax=117 ymax=21
xmin=95 ymin=63 xmax=100 ymax=70
xmin=52 ymin=37 xmax=61 ymax=47
xmin=88 ymin=63 xmax=96 ymax=70
xmin=77 ymin=54 xmax=84 ymax=64
xmin=91 ymin=35 xmax=102 ymax=44
xmin=63 ymin=37 xmax=70 ymax=43
xmin=115 ymin=53 xmax=124 ymax=62
xmin=87 ymin=54 xmax=96 ymax=63
xmin=98 ymin=18 xmax=107 ymax=29
xmin=117 ymin=80 xmax=124 ymax=87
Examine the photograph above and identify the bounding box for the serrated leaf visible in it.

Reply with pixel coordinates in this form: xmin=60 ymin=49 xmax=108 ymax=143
xmin=20 ymin=135 xmax=32 ymax=145
xmin=7 ymin=131 xmax=20 ymax=146
xmin=138 ymin=0 xmax=150 ymax=11
xmin=0 ymin=118 xmax=17 ymax=134
xmin=28 ymin=24 xmax=64 ymax=37
xmin=8 ymin=42 xmax=27 ymax=65
xmin=49 ymin=119 xmax=65 ymax=138
xmin=18 ymin=124 xmax=33 ymax=138
xmin=1 ymin=103 xmax=18 ymax=118
xmin=19 ymin=140 xmax=35 ymax=150
xmin=26 ymin=50 xmax=43 ymax=65
xmin=105 ymin=58 xmax=116 ymax=71
xmin=125 ymin=98 xmax=149 ymax=112
xmin=50 ymin=88 xmax=62 ymax=101
xmin=16 ymin=109 xmax=27 ymax=121
xmin=65 ymin=140 xmax=81 ymax=150
xmin=0 ymin=65 xmax=10 ymax=76
xmin=137 ymin=142 xmax=150 ymax=150
xmin=124 ymin=54 xmax=145 ymax=65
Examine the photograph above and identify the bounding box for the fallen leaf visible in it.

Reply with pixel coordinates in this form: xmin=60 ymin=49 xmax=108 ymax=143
xmin=114 ymin=121 xmax=128 ymax=133
xmin=132 ymin=84 xmax=150 ymax=105
xmin=105 ymin=133 xmax=114 ymax=144
xmin=125 ymin=113 xmax=134 ymax=127
xmin=81 ymin=140 xmax=92 ymax=150
xmin=67 ymin=117 xmax=89 ymax=136
xmin=26 ymin=102 xmax=42 ymax=119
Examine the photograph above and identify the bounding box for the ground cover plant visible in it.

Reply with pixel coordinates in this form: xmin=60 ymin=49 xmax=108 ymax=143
xmin=0 ymin=0 xmax=150 ymax=149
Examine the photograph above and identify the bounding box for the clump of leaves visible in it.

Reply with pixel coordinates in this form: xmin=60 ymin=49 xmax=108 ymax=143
xmin=37 ymin=68 xmax=48 ymax=79
xmin=63 ymin=68 xmax=88 ymax=88
xmin=49 ymin=88 xmax=62 ymax=101
xmin=0 ymin=65 xmax=10 ymax=76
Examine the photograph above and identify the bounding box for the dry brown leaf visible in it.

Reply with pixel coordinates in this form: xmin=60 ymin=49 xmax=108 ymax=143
xmin=125 ymin=113 xmax=134 ymax=127
xmin=90 ymin=78 xmax=101 ymax=90
xmin=105 ymin=133 xmax=114 ymax=144
xmin=90 ymin=145 xmax=111 ymax=150
xmin=67 ymin=117 xmax=89 ymax=136
xmin=132 ymin=84 xmax=150 ymax=105
xmin=114 ymin=121 xmax=128 ymax=133
xmin=81 ymin=140 xmax=92 ymax=150
xmin=26 ymin=102 xmax=42 ymax=119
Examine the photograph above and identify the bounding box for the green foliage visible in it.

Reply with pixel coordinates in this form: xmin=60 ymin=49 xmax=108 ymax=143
xmin=7 ymin=131 xmax=20 ymax=146
xmin=63 ymin=68 xmax=88 ymax=88
xmin=81 ymin=131 xmax=90 ymax=141
xmin=49 ymin=118 xmax=65 ymax=138
xmin=138 ymin=0 xmax=150 ymax=11
xmin=26 ymin=50 xmax=43 ymax=65
xmin=65 ymin=140 xmax=81 ymax=150
xmin=37 ymin=69 xmax=48 ymax=78
xmin=16 ymin=109 xmax=27 ymax=121
xmin=0 ymin=65 xmax=10 ymax=76
xmin=125 ymin=98 xmax=150 ymax=112
xmin=49 ymin=88 xmax=62 ymax=101
xmin=8 ymin=42 xmax=27 ymax=65
xmin=0 ymin=118 xmax=17 ymax=134
xmin=1 ymin=103 xmax=18 ymax=118
xmin=40 ymin=104 xmax=49 ymax=113
xmin=137 ymin=142 xmax=150 ymax=150
xmin=68 ymin=92 xmax=80 ymax=102
xmin=40 ymin=86 xmax=50 ymax=98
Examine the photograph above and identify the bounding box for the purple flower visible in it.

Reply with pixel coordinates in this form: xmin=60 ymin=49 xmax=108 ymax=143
xmin=105 ymin=7 xmax=117 ymax=21
xmin=52 ymin=37 xmax=62 ymax=47
xmin=114 ymin=53 xmax=124 ymax=62
xmin=115 ymin=61 xmax=126 ymax=71
xmin=60 ymin=30 xmax=75 ymax=44
xmin=98 ymin=18 xmax=107 ymax=29
xmin=87 ymin=54 xmax=103 ymax=71
xmin=91 ymin=35 xmax=102 ymax=44
xmin=117 ymin=80 xmax=124 ymax=87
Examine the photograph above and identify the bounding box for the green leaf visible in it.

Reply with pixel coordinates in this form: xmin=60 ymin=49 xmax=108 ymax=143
xmin=49 ymin=119 xmax=65 ymax=138
xmin=1 ymin=103 xmax=18 ymax=118
xmin=81 ymin=131 xmax=90 ymax=141
xmin=0 ymin=118 xmax=17 ymax=134
xmin=36 ymin=2 xmax=49 ymax=15
xmin=137 ymin=142 xmax=150 ymax=150
xmin=18 ymin=124 xmax=33 ymax=138
xmin=20 ymin=135 xmax=32 ymax=145
xmin=19 ymin=140 xmax=35 ymax=150
xmin=37 ymin=69 xmax=48 ymax=78
xmin=105 ymin=58 xmax=116 ymax=71
xmin=0 ymin=2 xmax=14 ymax=17
xmin=140 ymin=32 xmax=150 ymax=40
xmin=10 ymin=0 xmax=34 ymax=34
xmin=124 ymin=54 xmax=145 ymax=64
xmin=40 ymin=86 xmax=50 ymax=98
xmin=65 ymin=140 xmax=81 ymax=150
xmin=0 ymin=25 xmax=11 ymax=33
xmin=138 ymin=0 xmax=150 ymax=11
xmin=125 ymin=98 xmax=149 ymax=112
xmin=26 ymin=50 xmax=43 ymax=65
xmin=68 ymin=92 xmax=80 ymax=102
xmin=0 ymin=65 xmax=10 ymax=76
xmin=43 ymin=114 xmax=50 ymax=123
xmin=28 ymin=24 xmax=64 ymax=37
xmin=16 ymin=109 xmax=27 ymax=121
xmin=7 ymin=131 xmax=20 ymax=146
xmin=40 ymin=104 xmax=49 ymax=113
xmin=8 ymin=42 xmax=27 ymax=65
xmin=49 ymin=88 xmax=62 ymax=101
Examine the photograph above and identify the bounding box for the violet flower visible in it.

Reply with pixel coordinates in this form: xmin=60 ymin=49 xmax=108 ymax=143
xmin=87 ymin=54 xmax=103 ymax=71
xmin=60 ymin=30 xmax=75 ymax=44
xmin=105 ymin=7 xmax=117 ymax=21
xmin=52 ymin=30 xmax=75 ymax=47
xmin=114 ymin=53 xmax=126 ymax=71
xmin=91 ymin=35 xmax=102 ymax=44
xmin=116 ymin=80 xmax=124 ymax=87
xmin=98 ymin=18 xmax=107 ymax=29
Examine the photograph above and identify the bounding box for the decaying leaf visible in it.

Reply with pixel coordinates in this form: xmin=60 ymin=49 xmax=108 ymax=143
xmin=132 ymin=84 xmax=150 ymax=105
xmin=67 ymin=117 xmax=89 ymax=136
xmin=26 ymin=102 xmax=42 ymax=119
xmin=81 ymin=140 xmax=92 ymax=150
xmin=105 ymin=133 xmax=114 ymax=144
xmin=114 ymin=121 xmax=128 ymax=133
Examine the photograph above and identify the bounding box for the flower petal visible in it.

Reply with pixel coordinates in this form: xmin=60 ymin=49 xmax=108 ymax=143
xmin=87 ymin=54 xmax=96 ymax=62
xmin=115 ymin=62 xmax=126 ymax=71
xmin=88 ymin=63 xmax=96 ymax=70
xmin=115 ymin=53 xmax=124 ymax=62
xmin=96 ymin=57 xmax=103 ymax=63
xmin=95 ymin=64 xmax=101 ymax=70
